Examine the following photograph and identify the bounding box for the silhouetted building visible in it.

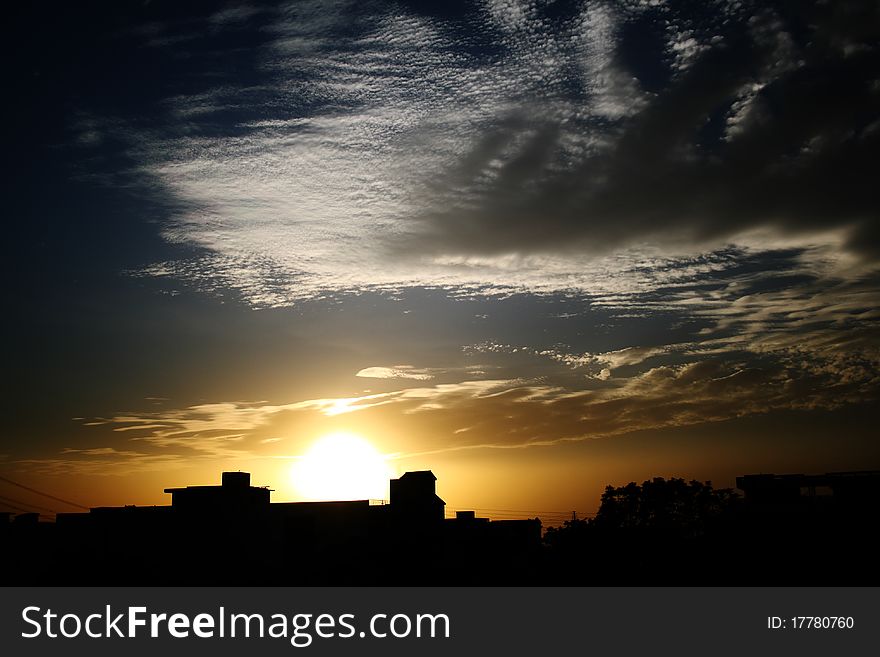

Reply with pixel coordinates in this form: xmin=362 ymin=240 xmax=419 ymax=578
xmin=6 ymin=469 xmax=545 ymax=585
xmin=725 ymin=470 xmax=880 ymax=585
xmin=6 ymin=467 xmax=880 ymax=585
xmin=164 ymin=471 xmax=271 ymax=512
xmin=441 ymin=509 xmax=542 ymax=583
xmin=389 ymin=471 xmax=445 ymax=524
xmin=736 ymin=471 xmax=880 ymax=513
xmin=12 ymin=512 xmax=39 ymax=526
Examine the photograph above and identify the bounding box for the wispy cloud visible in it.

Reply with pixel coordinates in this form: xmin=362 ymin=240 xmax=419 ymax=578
xmin=27 ymin=305 xmax=877 ymax=469
xmin=70 ymin=0 xmax=877 ymax=310
xmin=356 ymin=365 xmax=437 ymax=381
xmin=15 ymin=454 xmax=185 ymax=477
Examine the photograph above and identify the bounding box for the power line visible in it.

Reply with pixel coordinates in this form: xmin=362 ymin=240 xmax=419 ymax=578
xmin=0 ymin=475 xmax=89 ymax=510
xmin=464 ymin=506 xmax=596 ymax=515
xmin=0 ymin=500 xmax=32 ymax=514
xmin=450 ymin=506 xmax=596 ymax=516
xmin=0 ymin=494 xmax=57 ymax=514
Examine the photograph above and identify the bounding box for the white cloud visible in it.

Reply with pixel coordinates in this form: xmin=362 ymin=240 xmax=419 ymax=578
xmin=76 ymin=1 xmax=877 ymax=317
xmin=356 ymin=366 xmax=436 ymax=381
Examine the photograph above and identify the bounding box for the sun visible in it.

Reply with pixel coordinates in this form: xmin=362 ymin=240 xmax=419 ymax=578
xmin=290 ymin=432 xmax=395 ymax=501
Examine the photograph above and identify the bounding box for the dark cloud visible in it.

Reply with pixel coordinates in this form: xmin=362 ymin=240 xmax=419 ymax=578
xmin=400 ymin=1 xmax=880 ymax=258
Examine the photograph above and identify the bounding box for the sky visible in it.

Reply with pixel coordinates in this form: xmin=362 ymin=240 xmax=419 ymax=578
xmin=4 ymin=0 xmax=879 ymax=523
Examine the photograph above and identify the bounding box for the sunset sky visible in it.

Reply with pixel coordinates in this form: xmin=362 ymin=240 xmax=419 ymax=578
xmin=5 ymin=0 xmax=879 ymax=523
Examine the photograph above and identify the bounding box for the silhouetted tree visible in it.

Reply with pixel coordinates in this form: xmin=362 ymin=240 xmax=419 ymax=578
xmin=543 ymin=516 xmax=590 ymax=550
xmin=593 ymin=477 xmax=738 ymax=536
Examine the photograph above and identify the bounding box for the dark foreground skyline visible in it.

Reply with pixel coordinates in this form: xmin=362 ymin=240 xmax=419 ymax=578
xmin=3 ymin=467 xmax=878 ymax=585
xmin=4 ymin=1 xmax=880 ymax=519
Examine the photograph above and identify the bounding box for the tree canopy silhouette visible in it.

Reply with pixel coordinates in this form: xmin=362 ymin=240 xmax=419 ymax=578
xmin=593 ymin=477 xmax=738 ymax=535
